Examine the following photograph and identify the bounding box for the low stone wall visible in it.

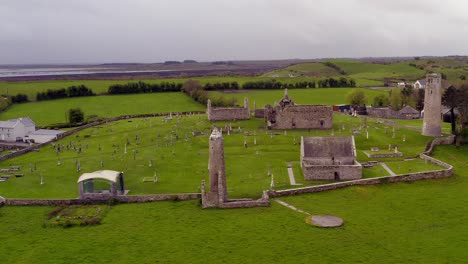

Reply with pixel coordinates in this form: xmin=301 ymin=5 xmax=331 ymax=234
xmin=424 ymin=134 xmax=456 ymax=155
xmin=220 ymin=199 xmax=270 ymax=208
xmin=364 ymin=152 xmax=403 ymax=158
xmin=4 ymin=193 xmax=201 ymax=206
xmin=271 ymin=153 xmax=453 ymax=198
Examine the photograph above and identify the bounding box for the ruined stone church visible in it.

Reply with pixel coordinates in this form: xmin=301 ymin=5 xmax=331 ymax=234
xmin=264 ymin=89 xmax=333 ymax=129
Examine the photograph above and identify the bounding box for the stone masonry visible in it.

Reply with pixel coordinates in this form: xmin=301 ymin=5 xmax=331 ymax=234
xmin=422 ymin=73 xmax=442 ymax=136
xmin=207 ymin=97 xmax=250 ymax=121
xmin=201 ymin=128 xmax=269 ymax=208
xmin=300 ymin=136 xmax=362 ymax=180
xmin=264 ymin=89 xmax=332 ymax=129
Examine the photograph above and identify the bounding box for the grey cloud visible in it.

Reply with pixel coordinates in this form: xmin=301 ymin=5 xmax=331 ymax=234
xmin=0 ymin=0 xmax=466 ymax=64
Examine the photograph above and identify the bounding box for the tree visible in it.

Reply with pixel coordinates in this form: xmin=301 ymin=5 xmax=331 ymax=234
xmin=455 ymin=83 xmax=468 ymax=138
xmin=347 ymin=90 xmax=367 ymax=106
xmin=389 ymin=90 xmax=403 ymax=110
xmin=412 ymin=88 xmax=425 ymax=111
xmin=401 ymin=86 xmax=414 ymax=106
xmin=68 ymin=108 xmax=84 ymax=124
xmin=442 ymin=86 xmax=458 ymax=134
xmin=373 ymin=94 xmax=389 ymax=107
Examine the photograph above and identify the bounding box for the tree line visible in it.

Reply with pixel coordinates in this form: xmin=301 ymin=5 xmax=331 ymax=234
xmin=182 ymin=80 xmax=236 ymax=107
xmin=36 ymin=85 xmax=95 ymax=101
xmin=107 ymin=81 xmax=182 ymax=94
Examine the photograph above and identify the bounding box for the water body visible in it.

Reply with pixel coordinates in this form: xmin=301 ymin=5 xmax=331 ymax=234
xmin=0 ymin=67 xmax=170 ymax=78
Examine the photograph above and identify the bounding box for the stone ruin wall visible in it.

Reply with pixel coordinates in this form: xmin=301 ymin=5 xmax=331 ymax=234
xmin=367 ymin=108 xmax=399 ymax=119
xmin=301 ymin=162 xmax=362 ymax=181
xmin=367 ymin=108 xmax=419 ymax=120
xmin=268 ymin=105 xmax=333 ymax=129
xmin=207 ymin=107 xmax=250 ymax=121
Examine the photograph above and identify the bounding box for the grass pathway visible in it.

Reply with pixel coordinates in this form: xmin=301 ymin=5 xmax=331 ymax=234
xmin=274 ymin=199 xmax=310 ymax=215
xmin=380 ymin=163 xmax=397 ymax=176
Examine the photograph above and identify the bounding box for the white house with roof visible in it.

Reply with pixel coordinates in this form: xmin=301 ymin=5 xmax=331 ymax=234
xmin=0 ymin=117 xmax=36 ymax=141
xmin=414 ymin=79 xmax=427 ymax=89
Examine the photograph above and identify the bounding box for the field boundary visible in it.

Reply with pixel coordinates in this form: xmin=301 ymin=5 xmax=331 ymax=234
xmin=269 ymin=135 xmax=455 ymax=198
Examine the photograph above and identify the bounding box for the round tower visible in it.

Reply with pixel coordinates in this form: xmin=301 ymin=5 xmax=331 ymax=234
xmin=208 ymin=127 xmax=226 ymax=201
xmin=422 ymin=73 xmax=442 ymax=136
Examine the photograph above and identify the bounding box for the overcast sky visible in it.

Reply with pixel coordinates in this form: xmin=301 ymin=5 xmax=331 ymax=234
xmin=0 ymin=0 xmax=467 ymax=64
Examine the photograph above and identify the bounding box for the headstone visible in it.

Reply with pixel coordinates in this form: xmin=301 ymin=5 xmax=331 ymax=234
xmin=403 ymin=134 xmax=406 ymax=142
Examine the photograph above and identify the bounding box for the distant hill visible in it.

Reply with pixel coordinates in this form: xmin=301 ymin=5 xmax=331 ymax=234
xmin=261 ymin=56 xmax=468 ymax=86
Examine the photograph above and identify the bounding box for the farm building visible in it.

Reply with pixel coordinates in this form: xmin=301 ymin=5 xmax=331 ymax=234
xmin=300 ymin=136 xmax=362 ymax=181
xmin=25 ymin=129 xmax=64 ymax=143
xmin=0 ymin=117 xmax=35 ymax=142
xmin=414 ymin=79 xmax=426 ymax=89
xmin=367 ymin=105 xmax=420 ymax=119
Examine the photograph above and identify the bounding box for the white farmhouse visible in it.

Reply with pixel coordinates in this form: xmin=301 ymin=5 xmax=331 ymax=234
xmin=0 ymin=117 xmax=35 ymax=141
xmin=413 ymin=79 xmax=426 ymax=89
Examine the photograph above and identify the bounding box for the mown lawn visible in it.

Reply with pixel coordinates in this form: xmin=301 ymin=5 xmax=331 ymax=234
xmin=0 ymin=145 xmax=466 ymax=264
xmin=209 ymin=87 xmax=390 ymax=109
xmin=0 ymin=92 xmax=204 ymax=126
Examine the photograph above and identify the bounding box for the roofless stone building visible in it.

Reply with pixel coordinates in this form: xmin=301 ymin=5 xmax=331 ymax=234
xmin=300 ymin=136 xmax=362 ymax=181
xmin=264 ymin=89 xmax=333 ymax=129
xmin=207 ymin=97 xmax=250 ymax=121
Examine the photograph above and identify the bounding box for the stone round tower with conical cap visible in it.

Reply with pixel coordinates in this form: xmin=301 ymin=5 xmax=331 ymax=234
xmin=422 ymin=73 xmax=442 ymax=136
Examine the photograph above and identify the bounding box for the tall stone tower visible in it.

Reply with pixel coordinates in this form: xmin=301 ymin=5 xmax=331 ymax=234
xmin=422 ymin=73 xmax=442 ymax=136
xmin=202 ymin=127 xmax=227 ymax=207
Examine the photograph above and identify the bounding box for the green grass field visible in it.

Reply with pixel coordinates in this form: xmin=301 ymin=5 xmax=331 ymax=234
xmin=327 ymin=59 xmax=426 ymax=81
xmin=0 ymin=144 xmax=466 ymax=263
xmin=0 ymin=92 xmax=204 ymax=126
xmin=0 ymin=88 xmax=391 ymax=126
xmin=210 ymin=87 xmax=390 ymax=109
xmin=0 ymin=76 xmax=376 ymax=100
xmin=261 ymin=62 xmax=342 ymax=77
xmin=0 ymin=113 xmax=438 ymax=199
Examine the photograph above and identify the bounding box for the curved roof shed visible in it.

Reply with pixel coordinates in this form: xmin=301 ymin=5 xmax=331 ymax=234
xmin=78 ymin=170 xmax=122 ymax=183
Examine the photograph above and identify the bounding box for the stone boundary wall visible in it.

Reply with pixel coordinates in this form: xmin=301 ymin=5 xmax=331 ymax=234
xmin=270 ymin=140 xmax=454 ymax=198
xmin=4 ymin=193 xmax=201 ymax=206
xmin=423 ymin=134 xmax=455 ymax=155
xmin=0 ymin=111 xmax=205 ymax=162
xmin=363 ymin=151 xmax=403 ymax=158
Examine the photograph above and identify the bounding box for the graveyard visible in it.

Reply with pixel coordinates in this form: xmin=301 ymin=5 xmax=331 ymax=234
xmin=0 ymin=112 xmax=448 ymax=199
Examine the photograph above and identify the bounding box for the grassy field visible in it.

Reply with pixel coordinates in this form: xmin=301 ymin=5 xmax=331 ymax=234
xmin=0 ymin=92 xmax=204 ymax=126
xmin=261 ymin=62 xmax=341 ymax=77
xmin=0 ymin=76 xmax=373 ymax=100
xmin=327 ymin=59 xmax=426 ymax=81
xmin=0 ymin=144 xmax=466 ymax=263
xmin=0 ymin=88 xmax=392 ymax=126
xmin=210 ymin=87 xmax=390 ymax=109
xmin=0 ymin=113 xmax=437 ymax=199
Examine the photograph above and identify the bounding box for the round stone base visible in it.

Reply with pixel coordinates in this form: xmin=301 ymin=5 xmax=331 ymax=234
xmin=306 ymin=215 xmax=344 ymax=228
